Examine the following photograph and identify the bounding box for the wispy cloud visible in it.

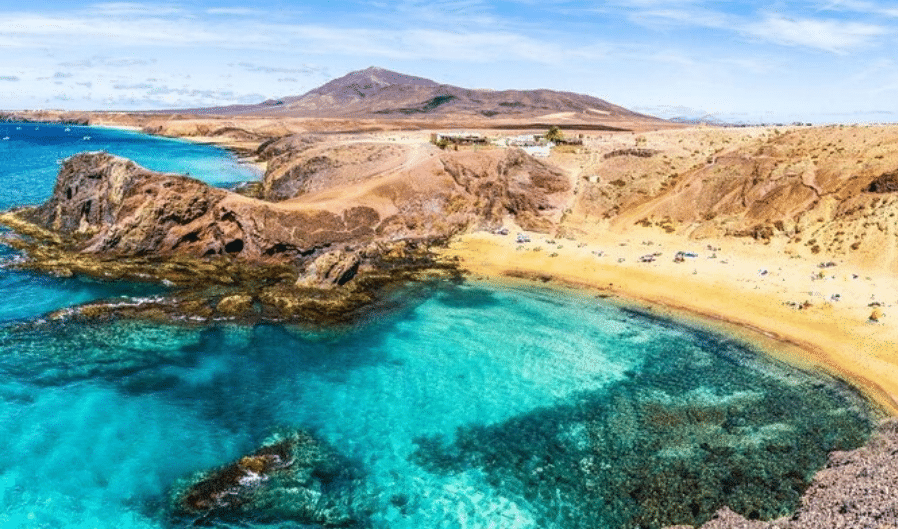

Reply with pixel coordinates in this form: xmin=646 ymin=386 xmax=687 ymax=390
xmin=595 ymin=1 xmax=892 ymax=53
xmin=205 ymin=7 xmax=258 ymax=16
xmin=89 ymin=2 xmax=186 ymax=17
xmin=233 ymin=62 xmax=326 ymax=75
xmin=745 ymin=15 xmax=886 ymax=53
xmin=59 ymin=56 xmax=157 ymax=68
xmin=0 ymin=76 xmax=20 ymax=82
xmin=815 ymin=0 xmax=898 ymax=17
xmin=113 ymin=82 xmax=155 ymax=90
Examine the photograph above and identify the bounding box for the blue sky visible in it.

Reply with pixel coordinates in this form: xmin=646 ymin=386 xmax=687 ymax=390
xmin=0 ymin=1 xmax=896 ymax=123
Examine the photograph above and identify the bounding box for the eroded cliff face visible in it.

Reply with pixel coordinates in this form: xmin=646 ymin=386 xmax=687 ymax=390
xmin=24 ymin=152 xmax=381 ymax=262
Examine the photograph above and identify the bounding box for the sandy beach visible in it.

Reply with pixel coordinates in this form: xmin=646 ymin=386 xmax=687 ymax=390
xmin=441 ymin=229 xmax=898 ymax=416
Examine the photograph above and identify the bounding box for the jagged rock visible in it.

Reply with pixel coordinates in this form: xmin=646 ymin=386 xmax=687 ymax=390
xmin=171 ymin=429 xmax=366 ymax=527
xmin=866 ymin=170 xmax=898 ymax=193
xmin=16 ymin=152 xmax=383 ymax=262
xmin=296 ymin=250 xmax=361 ymax=289
xmin=0 ymin=147 xmax=530 ymax=323
xmin=216 ymin=294 xmax=254 ymax=316
xmin=7 ymin=147 xmax=568 ymax=272
xmin=229 ymin=180 xmax=264 ymax=199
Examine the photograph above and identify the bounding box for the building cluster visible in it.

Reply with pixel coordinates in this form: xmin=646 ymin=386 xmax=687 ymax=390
xmin=429 ymin=131 xmax=583 ymax=158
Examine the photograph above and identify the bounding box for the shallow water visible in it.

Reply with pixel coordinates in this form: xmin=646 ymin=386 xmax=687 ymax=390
xmin=0 ymin=124 xmax=876 ymax=529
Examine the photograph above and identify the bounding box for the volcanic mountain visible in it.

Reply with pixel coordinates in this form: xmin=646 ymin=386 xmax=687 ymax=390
xmin=213 ymin=67 xmax=660 ymax=124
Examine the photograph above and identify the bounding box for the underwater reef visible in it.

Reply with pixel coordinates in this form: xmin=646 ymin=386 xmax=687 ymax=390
xmin=411 ymin=328 xmax=875 ymax=529
xmin=170 ymin=429 xmax=368 ymax=527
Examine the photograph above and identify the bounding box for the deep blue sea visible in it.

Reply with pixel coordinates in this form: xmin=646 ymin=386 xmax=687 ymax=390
xmin=0 ymin=123 xmax=876 ymax=529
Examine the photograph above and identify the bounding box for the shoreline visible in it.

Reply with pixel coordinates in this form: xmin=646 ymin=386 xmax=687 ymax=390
xmin=87 ymin=120 xmax=270 ymax=173
xmin=440 ymin=231 xmax=898 ymax=416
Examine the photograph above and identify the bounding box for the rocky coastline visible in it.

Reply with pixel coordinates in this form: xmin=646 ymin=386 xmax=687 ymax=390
xmin=0 ymin=151 xmax=462 ymax=325
xmin=0 ymin=134 xmax=571 ymax=325
xmin=3 ymin=119 xmax=898 ymax=527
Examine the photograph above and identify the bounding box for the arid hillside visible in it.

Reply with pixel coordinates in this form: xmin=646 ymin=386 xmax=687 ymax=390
xmin=558 ymin=125 xmax=898 ymax=270
xmin=1 ymin=67 xmax=667 ymax=132
xmin=255 ymin=134 xmax=573 ymax=236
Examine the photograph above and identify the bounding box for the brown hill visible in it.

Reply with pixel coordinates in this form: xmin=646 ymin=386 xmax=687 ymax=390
xmin=198 ymin=67 xmax=659 ymax=123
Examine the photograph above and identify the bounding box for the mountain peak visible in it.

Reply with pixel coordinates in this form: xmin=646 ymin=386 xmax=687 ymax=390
xmin=308 ymin=67 xmax=441 ymax=96
xmin=263 ymin=67 xmax=660 ymax=122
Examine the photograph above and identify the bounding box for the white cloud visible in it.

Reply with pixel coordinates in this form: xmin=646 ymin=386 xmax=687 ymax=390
xmin=205 ymin=8 xmax=258 ymax=16
xmin=60 ymin=56 xmax=157 ymax=68
xmin=88 ymin=2 xmax=186 ymax=17
xmin=233 ymin=62 xmax=326 ymax=75
xmin=816 ymin=0 xmax=898 ymax=17
xmin=745 ymin=15 xmax=886 ymax=53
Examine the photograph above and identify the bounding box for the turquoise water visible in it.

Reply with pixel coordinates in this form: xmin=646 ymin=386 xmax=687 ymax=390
xmin=0 ymin=124 xmax=876 ymax=529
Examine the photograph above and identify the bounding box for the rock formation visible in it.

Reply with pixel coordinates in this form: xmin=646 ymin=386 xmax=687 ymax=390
xmin=23 ymin=152 xmax=382 ymax=262
xmin=0 ymin=144 xmax=569 ymax=322
xmin=171 ymin=429 xmax=366 ymax=527
xmin=256 ymin=134 xmax=572 ymax=234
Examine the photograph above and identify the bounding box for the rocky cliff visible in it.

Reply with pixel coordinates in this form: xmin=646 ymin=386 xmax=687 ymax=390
xmin=24 ymin=152 xmax=381 ymax=262
xmin=256 ymin=134 xmax=572 ymax=234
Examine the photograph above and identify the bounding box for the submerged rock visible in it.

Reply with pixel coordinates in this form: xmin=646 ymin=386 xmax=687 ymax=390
xmin=171 ymin=429 xmax=366 ymax=527
xmin=669 ymin=419 xmax=898 ymax=529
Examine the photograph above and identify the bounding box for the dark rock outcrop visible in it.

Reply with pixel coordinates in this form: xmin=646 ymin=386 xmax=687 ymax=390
xmin=296 ymin=250 xmax=361 ymax=289
xmin=171 ymin=430 xmax=367 ymax=527
xmin=866 ymin=170 xmax=898 ymax=193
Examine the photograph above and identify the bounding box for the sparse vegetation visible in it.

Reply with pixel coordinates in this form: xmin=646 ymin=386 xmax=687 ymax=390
xmin=545 ymin=125 xmax=564 ymax=143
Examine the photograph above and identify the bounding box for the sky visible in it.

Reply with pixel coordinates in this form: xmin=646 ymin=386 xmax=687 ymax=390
xmin=0 ymin=1 xmax=896 ymax=123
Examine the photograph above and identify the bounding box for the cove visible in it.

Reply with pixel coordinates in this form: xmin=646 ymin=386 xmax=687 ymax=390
xmin=0 ymin=123 xmax=876 ymax=528
xmin=0 ymin=281 xmax=875 ymax=529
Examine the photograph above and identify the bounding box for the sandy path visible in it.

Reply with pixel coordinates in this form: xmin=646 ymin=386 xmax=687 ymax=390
xmin=439 ymin=230 xmax=898 ymax=415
